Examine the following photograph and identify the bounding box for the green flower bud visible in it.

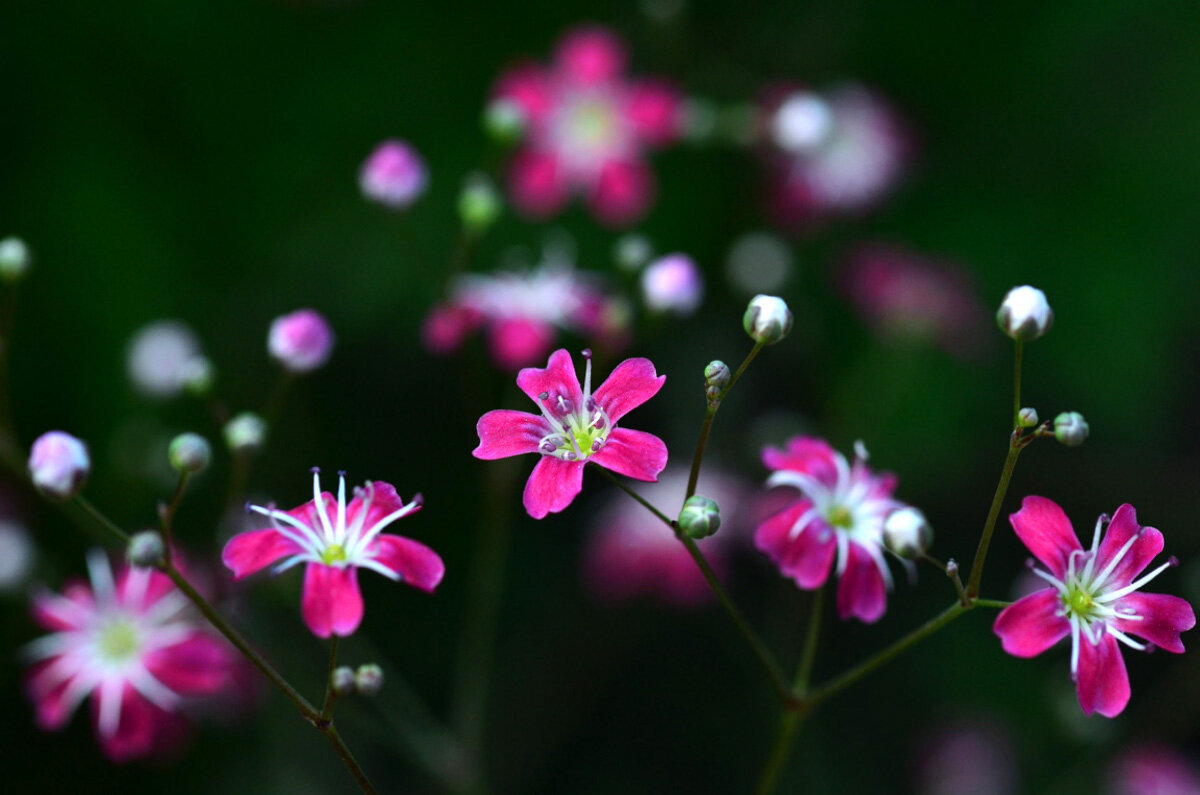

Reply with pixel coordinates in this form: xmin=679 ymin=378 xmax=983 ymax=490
xmin=331 ymin=666 xmax=356 ymax=697
xmin=483 ymin=99 xmax=527 ymax=145
xmin=354 ymin=663 xmax=384 ymax=696
xmin=1054 ymin=412 xmax=1089 ymax=447
xmin=457 ymin=174 xmax=502 ymax=235
xmin=169 ymin=432 xmax=211 ymax=474
xmin=127 ymin=530 xmax=165 ymax=568
xmin=743 ymin=295 xmax=792 ymax=345
xmin=224 ymin=412 xmax=267 ymax=454
xmin=679 ymin=494 xmax=721 ymax=539
xmin=1017 ymin=407 xmax=1039 ymax=428
xmin=0 ymin=237 xmax=31 ymax=282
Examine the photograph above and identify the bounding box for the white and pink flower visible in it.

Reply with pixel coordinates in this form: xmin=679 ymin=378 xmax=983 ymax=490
xmin=222 ymin=471 xmax=444 ymax=638
xmin=755 ymin=437 xmax=907 ymax=623
xmin=492 ymin=26 xmax=682 ymax=227
xmin=359 ymin=139 xmax=428 ymax=209
xmin=993 ymin=497 xmax=1194 ymax=718
xmin=473 ymin=348 xmax=667 ymax=519
xmin=23 ymin=551 xmax=240 ymax=762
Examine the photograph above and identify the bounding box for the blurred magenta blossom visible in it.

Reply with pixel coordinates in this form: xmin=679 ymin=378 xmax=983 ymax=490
xmin=359 ymin=139 xmax=428 ymax=209
xmin=1108 ymin=744 xmax=1200 ymax=795
xmin=268 ymin=308 xmax=335 ymax=373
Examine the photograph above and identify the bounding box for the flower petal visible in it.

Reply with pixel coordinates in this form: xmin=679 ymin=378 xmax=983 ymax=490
xmin=487 ymin=317 xmax=556 ymax=371
xmin=592 ymin=357 xmax=665 ymax=422
xmin=837 ymin=542 xmax=887 ymax=623
xmin=144 ymin=634 xmax=235 ymax=696
xmin=1076 ymin=632 xmax=1131 ymax=718
xmin=1112 ymin=592 xmax=1195 ymax=654
xmin=590 ymin=427 xmax=668 ymax=482
xmin=554 ymin=26 xmax=627 ymax=85
xmin=762 ymin=437 xmax=840 ymax=485
xmin=1096 ymin=504 xmax=1165 ymax=589
xmin=370 ymin=534 xmax=446 ymax=592
xmin=1009 ymin=496 xmax=1081 ymax=580
xmin=473 ymin=410 xmax=547 ymax=460
xmin=30 ymin=582 xmax=95 ymax=632
xmin=516 ymin=348 xmax=583 ymax=409
xmin=993 ymin=588 xmax=1070 ymax=658
xmin=755 ymin=501 xmax=837 ymax=590
xmin=588 ymin=159 xmax=654 ymax=227
xmin=624 ymin=79 xmax=682 ymax=146
xmin=522 ymin=456 xmax=585 ymax=519
xmin=508 ymin=149 xmax=570 ymax=219
xmin=345 ymin=480 xmax=408 ymax=530
xmin=221 ymin=528 xmax=301 ymax=580
xmin=93 ymin=684 xmax=187 ymax=762
xmin=492 ymin=64 xmax=554 ymax=122
xmin=301 ymin=564 xmax=364 ymax=638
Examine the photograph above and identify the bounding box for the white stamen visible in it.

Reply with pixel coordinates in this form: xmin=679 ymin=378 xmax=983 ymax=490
xmin=1095 ymin=559 xmax=1175 ymax=604
xmin=336 ymin=473 xmax=347 ymax=544
xmin=312 ymin=470 xmax=335 ymax=542
xmin=1106 ymin=628 xmax=1147 ymax=651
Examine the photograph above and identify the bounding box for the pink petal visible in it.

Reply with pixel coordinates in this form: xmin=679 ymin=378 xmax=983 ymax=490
xmin=522 ymin=456 xmax=585 ymax=519
xmin=762 ymin=437 xmax=840 ymax=485
xmin=422 ymin=303 xmax=481 ymax=354
xmin=27 ymin=662 xmax=82 ymax=730
xmin=592 ymin=357 xmax=665 ymax=422
xmin=588 ymin=159 xmax=654 ymax=227
xmin=370 ymin=534 xmax=446 ymax=592
xmin=624 ymin=79 xmax=681 ymax=146
xmin=515 ymin=348 xmax=583 ymax=408
xmin=116 ymin=566 xmax=176 ymax=610
xmin=30 ymin=582 xmax=95 ymax=632
xmin=1076 ymin=632 xmax=1131 ymax=718
xmin=508 ymin=149 xmax=570 ymax=219
xmin=754 ymin=501 xmax=837 ymax=590
xmin=286 ymin=491 xmax=337 ymax=535
xmin=992 ymin=588 xmax=1070 ymax=657
xmin=591 ymin=427 xmax=668 ymax=482
xmin=473 ymin=409 xmax=547 ymax=460
xmin=492 ymin=64 xmax=554 ymax=122
xmin=1112 ymin=592 xmax=1195 ymax=654
xmin=345 ymin=480 xmax=408 ymax=529
xmin=221 ymin=528 xmax=301 ymax=580
xmin=555 ymin=26 xmax=627 ymax=85
xmin=487 ymin=317 xmax=556 ymax=371
xmin=836 ymin=542 xmax=887 ymax=623
xmin=301 ymin=564 xmax=364 ymax=638
xmin=1096 ymin=504 xmax=1165 ymax=588
xmin=93 ymin=684 xmax=188 ymax=762
xmin=144 ymin=634 xmax=235 ymax=696
xmin=1009 ymin=496 xmax=1081 ymax=580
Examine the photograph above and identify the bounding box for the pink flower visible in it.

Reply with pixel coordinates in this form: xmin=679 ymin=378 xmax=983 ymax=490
xmin=1108 ymin=744 xmax=1200 ymax=795
xmin=493 ymin=26 xmax=682 ymax=227
xmin=473 ymin=348 xmax=667 ymax=519
xmin=993 ymin=497 xmax=1194 ymax=717
xmin=28 ymin=430 xmax=90 ymax=499
xmin=640 ymin=253 xmax=704 ymax=316
xmin=755 ymin=437 xmax=906 ymax=623
xmin=23 ymin=551 xmax=239 ymax=761
xmin=222 ymin=470 xmax=444 ymax=638
xmin=359 ymin=139 xmax=428 ymax=209
xmin=268 ymin=308 xmax=335 ymax=373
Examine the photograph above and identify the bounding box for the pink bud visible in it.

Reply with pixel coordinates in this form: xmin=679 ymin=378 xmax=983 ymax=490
xmin=268 ymin=309 xmax=334 ymax=372
xmin=640 ymin=253 xmax=703 ymax=315
xmin=359 ymin=140 xmax=428 ymax=209
xmin=29 ymin=431 xmax=90 ymax=499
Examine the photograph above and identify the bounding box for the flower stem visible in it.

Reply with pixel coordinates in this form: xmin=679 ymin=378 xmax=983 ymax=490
xmin=965 ymin=438 xmax=1023 ymax=599
xmin=685 ymin=341 xmax=764 ymax=500
xmin=158 ymin=470 xmax=190 ymax=562
xmin=73 ymin=496 xmax=131 ymax=544
xmin=321 ymin=635 xmax=341 ymax=722
xmin=1011 ymin=340 xmax=1023 ymax=429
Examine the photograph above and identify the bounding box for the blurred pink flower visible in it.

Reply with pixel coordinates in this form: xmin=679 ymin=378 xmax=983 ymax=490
xmin=493 ymin=26 xmax=682 ymax=227
xmin=640 ymin=253 xmax=703 ymax=315
xmin=359 ymin=139 xmax=428 ymax=209
xmin=1109 ymin=744 xmax=1200 ymax=795
xmin=223 ymin=470 xmax=443 ymax=638
xmin=23 ymin=551 xmax=240 ymax=762
xmin=268 ymin=308 xmax=335 ymax=373
xmin=474 ymin=348 xmax=667 ymax=519
xmin=915 ymin=719 xmax=1017 ymax=795
xmin=993 ymin=498 xmax=1194 ymax=717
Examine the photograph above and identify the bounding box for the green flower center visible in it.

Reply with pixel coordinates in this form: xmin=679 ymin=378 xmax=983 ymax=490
xmin=828 ymin=506 xmax=854 ymax=529
xmin=322 ymin=544 xmax=348 ymax=565
xmin=98 ymin=620 xmax=139 ymax=662
xmin=1064 ymin=584 xmax=1097 ymax=619
xmin=569 ymin=101 xmax=617 ymax=150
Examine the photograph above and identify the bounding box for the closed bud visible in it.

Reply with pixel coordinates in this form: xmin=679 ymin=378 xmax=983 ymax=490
xmin=883 ymin=507 xmax=933 ymax=559
xmin=457 ymin=174 xmax=502 ymax=234
xmin=1017 ymin=407 xmax=1039 ymax=428
xmin=614 ymin=233 xmax=653 ymax=272
xmin=268 ymin=309 xmax=334 ymax=373
xmin=679 ymin=494 xmax=721 ymax=539
xmin=169 ymin=433 xmax=211 ymax=474
xmin=127 ymin=530 xmax=165 ymax=568
xmin=483 ymin=98 xmax=527 ymax=145
xmin=28 ymin=431 xmax=90 ymax=499
xmin=743 ymin=294 xmax=792 ymax=345
xmin=1054 ymin=411 xmax=1089 ymax=447
xmin=996 ymin=285 xmax=1053 ymax=342
xmin=704 ymin=360 xmax=731 ymax=391
xmin=0 ymin=237 xmax=31 ymax=281
xmin=180 ymin=356 xmax=215 ymax=397
xmin=224 ymin=412 xmax=267 ymax=454
xmin=331 ymin=666 xmax=356 ymax=697
xmin=354 ymin=663 xmax=384 ymax=696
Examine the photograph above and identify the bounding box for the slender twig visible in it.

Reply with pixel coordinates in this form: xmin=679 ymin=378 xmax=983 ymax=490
xmin=73 ymin=496 xmax=131 ymax=544
xmin=685 ymin=341 xmax=764 ymax=500
xmin=1011 ymin=340 xmax=1023 ymax=429
xmin=157 ymin=470 xmax=190 ymax=561
xmin=972 ymin=598 xmax=1012 ymax=609
xmin=321 ymin=635 xmax=341 ymax=722
xmin=965 ymin=439 xmax=1023 ymax=599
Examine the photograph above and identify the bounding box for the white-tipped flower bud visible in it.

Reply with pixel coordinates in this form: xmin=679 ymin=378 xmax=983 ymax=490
xmin=28 ymin=431 xmax=90 ymax=499
xmin=483 ymin=99 xmax=527 ymax=145
xmin=331 ymin=666 xmax=357 ymax=697
xmin=614 ymin=233 xmax=653 ymax=273
xmin=1017 ymin=407 xmax=1039 ymax=428
xmin=354 ymin=663 xmax=384 ymax=696
xmin=0 ymin=237 xmax=31 ymax=281
xmin=169 ymin=433 xmax=211 ymax=474
xmin=883 ymin=507 xmax=933 ymax=559
xmin=996 ymin=286 xmax=1053 ymax=342
xmin=679 ymin=494 xmax=721 ymax=539
xmin=457 ymin=174 xmax=502 ymax=234
xmin=743 ymin=294 xmax=792 ymax=345
xmin=1054 ymin=412 xmax=1089 ymax=447
xmin=180 ymin=356 xmax=215 ymax=397
xmin=223 ymin=412 xmax=267 ymax=454
xmin=127 ymin=530 xmax=165 ymax=568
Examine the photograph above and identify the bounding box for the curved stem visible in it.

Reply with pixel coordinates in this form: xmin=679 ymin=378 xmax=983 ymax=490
xmin=158 ymin=470 xmax=190 ymax=563
xmin=685 ymin=341 xmax=764 ymax=500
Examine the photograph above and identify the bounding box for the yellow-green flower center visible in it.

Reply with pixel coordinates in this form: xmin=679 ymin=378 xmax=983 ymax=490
xmin=98 ymin=620 xmax=139 ymax=662
xmin=1065 ymin=584 xmax=1096 ymax=619
xmin=322 ymin=544 xmax=348 ymax=565
xmin=828 ymin=505 xmax=854 ymax=529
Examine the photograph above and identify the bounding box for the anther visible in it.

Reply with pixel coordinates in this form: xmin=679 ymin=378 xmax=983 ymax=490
xmin=1169 ymin=556 xmax=1180 ymax=567
xmin=311 ymin=466 xmax=321 ymax=474
xmin=338 ymin=469 xmax=347 ymax=477
xmin=411 ymin=493 xmax=425 ymax=507
xmin=244 ymin=501 xmax=253 ymax=514
xmin=581 ymin=348 xmax=592 ymax=360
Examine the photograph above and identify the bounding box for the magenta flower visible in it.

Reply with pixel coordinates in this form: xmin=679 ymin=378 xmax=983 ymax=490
xmin=222 ymin=470 xmax=444 ymax=638
xmin=359 ymin=139 xmax=428 ymax=209
xmin=755 ymin=437 xmax=906 ymax=623
xmin=492 ymin=26 xmax=682 ymax=227
xmin=474 ymin=348 xmax=667 ymax=519
xmin=23 ymin=551 xmax=239 ymax=761
xmin=993 ymin=497 xmax=1194 ymax=717
xmin=268 ymin=308 xmax=335 ymax=373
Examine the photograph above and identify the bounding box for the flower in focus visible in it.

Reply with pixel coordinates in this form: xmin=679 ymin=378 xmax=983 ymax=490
xmin=359 ymin=139 xmax=428 ymax=209
xmin=761 ymin=84 xmax=908 ymax=226
xmin=222 ymin=470 xmax=443 ymax=638
xmin=1108 ymin=744 xmax=1200 ymax=795
xmin=126 ymin=320 xmax=209 ymax=399
xmin=474 ymin=348 xmax=667 ymax=519
xmin=268 ymin=309 xmax=335 ymax=373
xmin=492 ymin=26 xmax=682 ymax=226
xmin=23 ymin=551 xmax=239 ymax=761
xmin=993 ymin=497 xmax=1194 ymax=717
xmin=28 ymin=430 xmax=90 ymax=499
xmin=639 ymin=253 xmax=703 ymax=316
xmin=756 ymin=437 xmax=909 ymax=622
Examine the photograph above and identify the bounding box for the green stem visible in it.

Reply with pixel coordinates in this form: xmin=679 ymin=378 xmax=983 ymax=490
xmin=323 ymin=725 xmax=378 ymax=795
xmin=158 ymin=470 xmax=190 ymax=560
xmin=972 ymin=598 xmax=1012 ymax=609
xmin=73 ymin=496 xmax=131 ymax=544
xmin=685 ymin=341 xmax=764 ymax=500
xmin=965 ymin=439 xmax=1023 ymax=599
xmin=1011 ymin=340 xmax=1023 ymax=429
xmin=322 ymin=635 xmax=341 ymax=722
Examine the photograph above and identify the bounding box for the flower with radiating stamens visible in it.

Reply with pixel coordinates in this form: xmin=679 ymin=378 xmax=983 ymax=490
xmin=993 ymin=497 xmax=1194 ymax=717
xmin=222 ymin=471 xmax=444 ymax=638
xmin=755 ymin=437 xmax=910 ymax=623
xmin=474 ymin=348 xmax=667 ymax=519
xmin=23 ymin=551 xmax=239 ymax=761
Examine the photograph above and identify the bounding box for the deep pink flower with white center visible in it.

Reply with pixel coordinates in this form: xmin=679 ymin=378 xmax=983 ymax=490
xmin=473 ymin=348 xmax=667 ymax=519
xmin=222 ymin=471 xmax=444 ymax=638
xmin=755 ymin=437 xmax=907 ymax=623
xmin=492 ymin=26 xmax=682 ymax=227
xmin=23 ymin=551 xmax=239 ymax=762
xmin=993 ymin=497 xmax=1194 ymax=718
xmin=359 ymin=139 xmax=428 ymax=209
xmin=268 ymin=308 xmax=335 ymax=373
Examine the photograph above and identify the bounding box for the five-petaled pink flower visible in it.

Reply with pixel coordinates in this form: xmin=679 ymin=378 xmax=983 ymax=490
xmin=756 ymin=437 xmax=908 ymax=623
xmin=473 ymin=348 xmax=667 ymax=519
xmin=993 ymin=497 xmax=1194 ymax=717
xmin=222 ymin=470 xmax=444 ymax=638
xmin=23 ymin=551 xmax=240 ymax=761
xmin=492 ymin=26 xmax=682 ymax=226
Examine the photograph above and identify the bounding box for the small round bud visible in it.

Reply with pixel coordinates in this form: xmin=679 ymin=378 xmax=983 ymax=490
xmin=1017 ymin=407 xmax=1039 ymax=428
xmin=1053 ymin=411 xmax=1089 ymax=447
xmin=127 ymin=530 xmax=165 ymax=568
xmin=640 ymin=253 xmax=703 ymax=315
xmin=996 ymin=285 xmax=1053 ymax=342
xmin=354 ymin=663 xmax=384 ymax=696
xmin=180 ymin=356 xmax=216 ymax=396
xmin=0 ymin=236 xmax=31 ymax=281
xmin=704 ymin=360 xmax=731 ymax=392
xmin=457 ymin=174 xmax=502 ymax=234
xmin=224 ymin=412 xmax=268 ymax=454
xmin=126 ymin=321 xmax=203 ymax=399
xmin=28 ymin=431 xmax=90 ymax=499
xmin=772 ymin=92 xmax=834 ymax=153
xmin=678 ymin=494 xmax=721 ymax=539
xmin=483 ymin=98 xmax=527 ymax=145
xmin=883 ymin=507 xmax=933 ymax=559
xmin=331 ymin=666 xmax=356 ymax=697
xmin=945 ymin=558 xmax=959 ymax=577
xmin=360 ymin=139 xmax=428 ymax=210
xmin=268 ymin=309 xmax=335 ymax=373
xmin=743 ymin=294 xmax=793 ymax=345
xmin=169 ymin=433 xmax=211 ymax=474
xmin=614 ymin=233 xmax=653 ymax=273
